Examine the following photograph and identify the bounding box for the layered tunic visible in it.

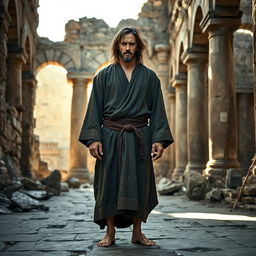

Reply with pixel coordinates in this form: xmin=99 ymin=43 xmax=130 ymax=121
xmin=79 ymin=62 xmax=173 ymax=229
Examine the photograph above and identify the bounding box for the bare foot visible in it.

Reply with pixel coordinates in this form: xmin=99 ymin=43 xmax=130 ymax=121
xmin=96 ymin=230 xmax=115 ymax=247
xmin=131 ymin=232 xmax=156 ymax=246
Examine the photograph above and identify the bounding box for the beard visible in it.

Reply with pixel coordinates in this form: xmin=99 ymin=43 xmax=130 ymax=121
xmin=119 ymin=51 xmax=135 ymax=63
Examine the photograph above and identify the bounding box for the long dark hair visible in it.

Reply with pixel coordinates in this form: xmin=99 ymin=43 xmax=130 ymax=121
xmin=111 ymin=27 xmax=146 ymax=64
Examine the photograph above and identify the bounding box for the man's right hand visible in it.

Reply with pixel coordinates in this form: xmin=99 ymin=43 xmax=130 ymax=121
xmin=89 ymin=142 xmax=103 ymax=160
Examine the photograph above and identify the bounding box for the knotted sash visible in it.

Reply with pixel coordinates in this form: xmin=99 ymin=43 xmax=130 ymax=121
xmin=103 ymin=115 xmax=148 ymax=167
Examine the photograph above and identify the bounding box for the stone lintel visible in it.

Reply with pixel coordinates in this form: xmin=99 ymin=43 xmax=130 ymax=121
xmin=181 ymin=48 xmax=208 ymax=64
xmin=200 ymin=13 xmax=241 ymax=34
xmin=171 ymin=73 xmax=187 ymax=88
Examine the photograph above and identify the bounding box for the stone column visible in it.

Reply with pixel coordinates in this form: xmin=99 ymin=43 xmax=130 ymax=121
xmin=6 ymin=52 xmax=25 ymax=109
xmin=21 ymin=72 xmax=37 ymax=178
xmin=182 ymin=51 xmax=208 ymax=174
xmin=202 ymin=23 xmax=241 ymax=187
xmin=253 ymin=1 xmax=256 ymax=148
xmin=168 ymin=87 xmax=176 ymax=178
xmin=68 ymin=72 xmax=91 ymax=182
xmin=171 ymin=75 xmax=187 ymax=181
xmin=154 ymin=44 xmax=171 ymax=177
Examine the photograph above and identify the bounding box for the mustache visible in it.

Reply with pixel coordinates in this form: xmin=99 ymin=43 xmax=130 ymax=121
xmin=123 ymin=51 xmax=132 ymax=55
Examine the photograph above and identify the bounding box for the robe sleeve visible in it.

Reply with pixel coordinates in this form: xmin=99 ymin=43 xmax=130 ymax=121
xmin=149 ymin=73 xmax=174 ymax=149
xmin=78 ymin=70 xmax=104 ymax=147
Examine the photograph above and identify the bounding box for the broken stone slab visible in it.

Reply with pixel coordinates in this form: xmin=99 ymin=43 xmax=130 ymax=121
xmin=21 ymin=177 xmax=46 ymax=191
xmin=158 ymin=182 xmax=184 ymax=195
xmin=184 ymin=170 xmax=206 ymax=200
xmin=67 ymin=177 xmax=81 ymax=188
xmin=10 ymin=191 xmax=49 ymax=211
xmin=60 ymin=182 xmax=69 ymax=192
xmin=20 ymin=190 xmax=50 ymax=200
xmin=40 ymin=169 xmax=61 ymax=195
xmin=205 ymin=189 xmax=224 ymax=202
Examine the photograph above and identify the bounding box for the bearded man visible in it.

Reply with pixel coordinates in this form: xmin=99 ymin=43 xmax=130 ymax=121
xmin=79 ymin=27 xmax=173 ymax=247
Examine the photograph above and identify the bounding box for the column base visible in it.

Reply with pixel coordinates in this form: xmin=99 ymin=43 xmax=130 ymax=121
xmin=203 ymin=159 xmax=241 ymax=189
xmin=172 ymin=167 xmax=185 ymax=182
xmin=69 ymin=167 xmax=91 ymax=183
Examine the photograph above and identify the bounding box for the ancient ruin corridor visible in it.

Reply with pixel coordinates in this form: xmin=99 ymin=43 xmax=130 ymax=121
xmin=0 ymin=188 xmax=256 ymax=255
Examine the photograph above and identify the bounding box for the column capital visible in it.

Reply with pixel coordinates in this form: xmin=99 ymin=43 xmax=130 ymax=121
xmin=170 ymin=73 xmax=187 ymax=88
xmin=154 ymin=44 xmax=169 ymax=63
xmin=67 ymin=71 xmax=93 ymax=87
xmin=200 ymin=12 xmax=241 ymax=34
xmin=181 ymin=47 xmax=208 ymax=64
xmin=7 ymin=51 xmax=26 ymax=66
xmin=22 ymin=71 xmax=37 ymax=88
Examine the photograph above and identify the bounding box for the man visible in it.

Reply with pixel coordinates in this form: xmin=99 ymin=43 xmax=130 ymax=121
xmin=79 ymin=27 xmax=173 ymax=247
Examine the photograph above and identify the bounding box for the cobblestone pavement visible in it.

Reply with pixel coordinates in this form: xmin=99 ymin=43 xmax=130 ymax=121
xmin=0 ymin=188 xmax=256 ymax=256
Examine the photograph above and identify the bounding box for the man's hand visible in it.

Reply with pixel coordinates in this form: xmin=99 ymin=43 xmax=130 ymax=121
xmin=89 ymin=142 xmax=103 ymax=160
xmin=151 ymin=142 xmax=164 ymax=161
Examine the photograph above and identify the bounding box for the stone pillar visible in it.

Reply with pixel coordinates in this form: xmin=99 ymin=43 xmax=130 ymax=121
xmin=21 ymin=72 xmax=37 ymax=178
xmin=154 ymin=44 xmax=171 ymax=177
xmin=182 ymin=51 xmax=208 ymax=174
xmin=202 ymin=23 xmax=241 ymax=187
xmin=6 ymin=52 xmax=25 ymax=109
xmin=171 ymin=75 xmax=187 ymax=181
xmin=168 ymin=87 xmax=175 ymax=178
xmin=68 ymin=72 xmax=91 ymax=182
xmin=253 ymin=1 xmax=256 ymax=148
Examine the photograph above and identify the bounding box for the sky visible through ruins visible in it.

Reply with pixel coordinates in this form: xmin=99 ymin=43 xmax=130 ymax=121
xmin=37 ymin=0 xmax=147 ymax=42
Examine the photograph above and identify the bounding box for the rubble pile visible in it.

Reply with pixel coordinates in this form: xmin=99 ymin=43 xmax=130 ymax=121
xmin=0 ymin=160 xmax=78 ymax=214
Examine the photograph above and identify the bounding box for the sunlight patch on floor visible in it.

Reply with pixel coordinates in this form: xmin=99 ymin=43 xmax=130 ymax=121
xmin=152 ymin=210 xmax=256 ymax=222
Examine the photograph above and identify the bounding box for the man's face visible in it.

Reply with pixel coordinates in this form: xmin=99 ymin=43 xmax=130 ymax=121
xmin=118 ymin=33 xmax=137 ymax=63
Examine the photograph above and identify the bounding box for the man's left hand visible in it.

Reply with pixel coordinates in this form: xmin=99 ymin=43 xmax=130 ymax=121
xmin=151 ymin=142 xmax=164 ymax=161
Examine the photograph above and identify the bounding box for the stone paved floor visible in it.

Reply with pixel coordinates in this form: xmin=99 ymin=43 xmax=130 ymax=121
xmin=0 ymin=188 xmax=256 ymax=256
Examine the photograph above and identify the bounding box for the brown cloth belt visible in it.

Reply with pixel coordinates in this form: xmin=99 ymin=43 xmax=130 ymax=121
xmin=103 ymin=115 xmax=149 ymax=166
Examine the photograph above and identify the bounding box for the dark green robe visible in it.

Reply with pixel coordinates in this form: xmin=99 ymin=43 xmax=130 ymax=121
xmin=79 ymin=62 xmax=173 ymax=229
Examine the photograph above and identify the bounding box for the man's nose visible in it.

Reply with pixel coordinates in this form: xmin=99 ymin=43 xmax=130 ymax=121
xmin=125 ymin=43 xmax=130 ymax=50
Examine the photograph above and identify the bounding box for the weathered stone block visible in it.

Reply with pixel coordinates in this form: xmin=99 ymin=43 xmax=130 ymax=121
xmin=243 ymin=185 xmax=256 ymax=196
xmin=184 ymin=170 xmax=206 ymax=200
xmin=241 ymin=196 xmax=255 ymax=204
xmin=225 ymin=169 xmax=242 ymax=189
xmin=205 ymin=189 xmax=223 ymax=202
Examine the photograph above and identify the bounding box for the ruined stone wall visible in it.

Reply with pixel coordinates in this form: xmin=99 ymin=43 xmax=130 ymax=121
xmin=0 ymin=0 xmax=39 ymax=180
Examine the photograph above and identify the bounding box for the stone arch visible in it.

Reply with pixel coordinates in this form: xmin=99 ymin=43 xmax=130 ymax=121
xmin=189 ymin=3 xmax=208 ymax=49
xmin=86 ymin=50 xmax=110 ymax=73
xmin=35 ymin=49 xmax=76 ymax=73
